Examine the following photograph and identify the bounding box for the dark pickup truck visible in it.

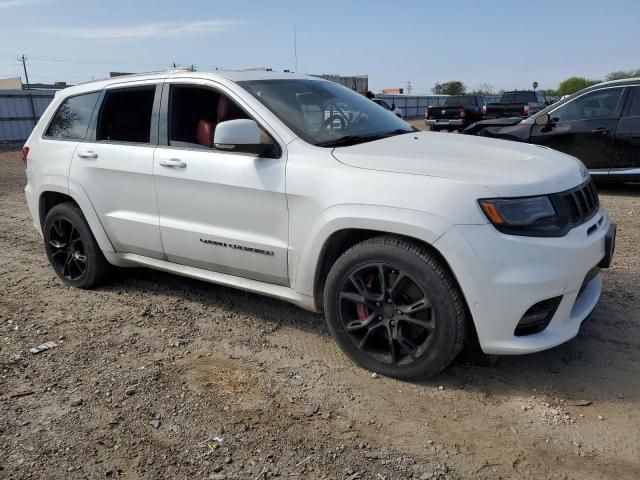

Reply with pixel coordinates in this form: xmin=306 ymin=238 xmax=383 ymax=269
xmin=485 ymin=91 xmax=547 ymax=119
xmin=424 ymin=95 xmax=487 ymax=131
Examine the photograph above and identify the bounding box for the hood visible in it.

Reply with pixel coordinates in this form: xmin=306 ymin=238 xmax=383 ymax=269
xmin=331 ymin=131 xmax=587 ymax=197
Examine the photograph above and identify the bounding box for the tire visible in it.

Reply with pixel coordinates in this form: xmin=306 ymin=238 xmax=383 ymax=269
xmin=323 ymin=236 xmax=467 ymax=379
xmin=43 ymin=202 xmax=111 ymax=289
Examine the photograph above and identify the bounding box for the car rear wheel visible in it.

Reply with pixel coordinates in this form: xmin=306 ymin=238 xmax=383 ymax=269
xmin=323 ymin=236 xmax=467 ymax=379
xmin=43 ymin=202 xmax=111 ymax=289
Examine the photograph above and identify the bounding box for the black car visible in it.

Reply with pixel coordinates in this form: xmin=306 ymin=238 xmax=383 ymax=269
xmin=484 ymin=90 xmax=547 ymax=119
xmin=464 ymin=78 xmax=640 ymax=181
xmin=424 ymin=95 xmax=487 ymax=132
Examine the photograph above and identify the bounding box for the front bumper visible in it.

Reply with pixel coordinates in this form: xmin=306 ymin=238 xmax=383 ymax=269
xmin=434 ymin=207 xmax=612 ymax=355
xmin=425 ymin=118 xmax=464 ymax=127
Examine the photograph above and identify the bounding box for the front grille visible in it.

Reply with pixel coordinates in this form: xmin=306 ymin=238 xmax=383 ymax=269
xmin=561 ymin=179 xmax=599 ymax=227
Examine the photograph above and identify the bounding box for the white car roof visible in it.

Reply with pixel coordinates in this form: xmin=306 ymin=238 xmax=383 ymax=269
xmin=58 ymin=69 xmax=322 ymax=97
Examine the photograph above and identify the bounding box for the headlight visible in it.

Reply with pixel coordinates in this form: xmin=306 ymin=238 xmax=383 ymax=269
xmin=479 ymin=196 xmax=564 ymax=236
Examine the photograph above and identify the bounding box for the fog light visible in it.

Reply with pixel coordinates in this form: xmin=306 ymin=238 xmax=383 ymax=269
xmin=514 ymin=296 xmax=562 ymax=336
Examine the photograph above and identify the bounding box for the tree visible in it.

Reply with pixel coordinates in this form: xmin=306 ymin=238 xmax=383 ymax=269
xmin=606 ymin=69 xmax=640 ymax=81
xmin=557 ymin=77 xmax=600 ymax=96
xmin=432 ymin=81 xmax=466 ymax=95
xmin=532 ymin=81 xmax=538 ymax=91
xmin=470 ymin=83 xmax=497 ymax=96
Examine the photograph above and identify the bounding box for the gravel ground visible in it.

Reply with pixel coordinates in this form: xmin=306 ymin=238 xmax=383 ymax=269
xmin=1 ymin=147 xmax=639 ymax=480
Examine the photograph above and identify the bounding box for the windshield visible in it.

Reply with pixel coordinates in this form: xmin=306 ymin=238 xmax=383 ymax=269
xmin=240 ymin=79 xmax=412 ymax=147
xmin=500 ymin=92 xmax=536 ymax=103
xmin=444 ymin=96 xmax=476 ymax=106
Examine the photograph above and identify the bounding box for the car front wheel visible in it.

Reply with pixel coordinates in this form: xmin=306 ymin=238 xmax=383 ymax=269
xmin=323 ymin=236 xmax=467 ymax=379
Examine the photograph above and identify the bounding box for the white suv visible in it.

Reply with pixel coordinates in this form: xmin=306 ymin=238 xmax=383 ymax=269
xmin=23 ymin=70 xmax=616 ymax=379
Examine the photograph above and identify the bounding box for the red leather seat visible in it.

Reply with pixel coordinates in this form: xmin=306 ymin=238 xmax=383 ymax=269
xmin=196 ymin=119 xmax=216 ymax=148
xmin=217 ymin=96 xmax=246 ymax=123
xmin=195 ymin=96 xmax=247 ymax=148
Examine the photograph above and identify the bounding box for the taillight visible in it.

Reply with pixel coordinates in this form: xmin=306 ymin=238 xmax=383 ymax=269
xmin=523 ymin=105 xmax=530 ymax=116
xmin=459 ymin=107 xmax=466 ymax=118
xmin=424 ymin=107 xmax=429 ymax=117
xmin=21 ymin=146 xmax=29 ymax=166
xmin=481 ymin=105 xmax=487 ymax=115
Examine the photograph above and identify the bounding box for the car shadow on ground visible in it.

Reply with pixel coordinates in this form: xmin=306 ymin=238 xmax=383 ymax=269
xmin=99 ymin=265 xmax=640 ymax=404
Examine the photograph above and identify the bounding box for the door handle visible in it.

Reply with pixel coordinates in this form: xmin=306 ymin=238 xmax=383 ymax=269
xmin=77 ymin=150 xmax=98 ymax=159
xmin=591 ymin=128 xmax=610 ymax=136
xmin=159 ymin=158 xmax=187 ymax=168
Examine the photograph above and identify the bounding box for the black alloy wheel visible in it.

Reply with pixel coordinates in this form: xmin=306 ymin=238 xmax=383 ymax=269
xmin=324 ymin=236 xmax=467 ymax=379
xmin=43 ymin=202 xmax=111 ymax=289
xmin=338 ymin=263 xmax=435 ymax=366
xmin=48 ymin=217 xmax=87 ymax=281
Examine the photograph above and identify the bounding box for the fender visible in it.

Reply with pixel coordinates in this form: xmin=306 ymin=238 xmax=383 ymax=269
xmin=37 ymin=177 xmax=116 ymax=254
xmin=291 ymin=204 xmax=453 ymax=297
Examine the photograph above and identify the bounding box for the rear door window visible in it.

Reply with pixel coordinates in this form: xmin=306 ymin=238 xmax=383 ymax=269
xmin=96 ymin=86 xmax=156 ymax=143
xmin=46 ymin=92 xmax=100 ymax=140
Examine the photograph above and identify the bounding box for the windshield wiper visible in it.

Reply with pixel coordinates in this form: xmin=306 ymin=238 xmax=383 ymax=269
xmin=316 ymin=129 xmax=413 ymax=148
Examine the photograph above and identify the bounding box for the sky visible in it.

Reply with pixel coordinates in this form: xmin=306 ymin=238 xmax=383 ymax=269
xmin=0 ymin=0 xmax=639 ymax=93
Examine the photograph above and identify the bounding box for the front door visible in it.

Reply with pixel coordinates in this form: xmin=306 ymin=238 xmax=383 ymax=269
xmin=611 ymin=86 xmax=640 ymax=171
xmin=530 ymin=86 xmax=626 ymax=172
xmin=153 ymin=81 xmax=289 ymax=285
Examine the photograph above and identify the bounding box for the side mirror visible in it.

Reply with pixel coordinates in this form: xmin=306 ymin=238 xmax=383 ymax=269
xmin=535 ymin=113 xmax=551 ymax=126
xmin=391 ymin=103 xmax=396 ymax=110
xmin=214 ymin=119 xmax=272 ymax=155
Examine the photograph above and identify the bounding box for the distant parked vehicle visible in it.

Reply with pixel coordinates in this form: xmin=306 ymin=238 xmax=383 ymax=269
xmin=372 ymin=98 xmax=403 ymax=118
xmin=463 ymin=78 xmax=640 ymax=181
xmin=424 ymin=95 xmax=487 ymax=132
xmin=485 ymin=90 xmax=547 ymax=119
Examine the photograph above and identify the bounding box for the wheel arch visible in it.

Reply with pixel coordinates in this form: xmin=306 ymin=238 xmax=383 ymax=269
xmin=38 ymin=181 xmax=115 ymax=254
xmin=291 ymin=205 xmax=463 ymax=309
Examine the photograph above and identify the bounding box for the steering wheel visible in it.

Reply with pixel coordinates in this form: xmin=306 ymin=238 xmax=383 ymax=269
xmin=319 ymin=114 xmax=347 ymax=132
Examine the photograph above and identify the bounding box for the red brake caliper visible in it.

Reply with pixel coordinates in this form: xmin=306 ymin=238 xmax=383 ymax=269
xmin=356 ymin=278 xmax=374 ymax=321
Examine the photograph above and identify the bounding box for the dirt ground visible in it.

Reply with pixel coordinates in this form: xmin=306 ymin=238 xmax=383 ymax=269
xmin=1 ymin=146 xmax=639 ymax=480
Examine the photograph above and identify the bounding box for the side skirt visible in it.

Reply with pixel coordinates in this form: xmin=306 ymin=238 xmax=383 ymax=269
xmin=104 ymin=252 xmax=317 ymax=312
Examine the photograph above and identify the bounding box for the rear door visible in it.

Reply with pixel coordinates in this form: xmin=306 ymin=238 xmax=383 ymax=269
xmin=70 ymin=81 xmax=164 ymax=259
xmin=530 ymin=86 xmax=626 ymax=171
xmin=611 ymin=86 xmax=640 ymax=171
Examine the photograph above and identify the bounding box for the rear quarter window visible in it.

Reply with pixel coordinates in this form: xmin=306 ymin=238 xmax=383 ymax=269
xmin=45 ymin=92 xmax=100 ymax=140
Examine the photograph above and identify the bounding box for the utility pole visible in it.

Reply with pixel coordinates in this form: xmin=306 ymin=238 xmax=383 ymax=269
xmin=19 ymin=54 xmax=31 ymax=89
xmin=18 ymin=54 xmax=37 ymax=127
xmin=405 ymin=81 xmax=413 ymax=95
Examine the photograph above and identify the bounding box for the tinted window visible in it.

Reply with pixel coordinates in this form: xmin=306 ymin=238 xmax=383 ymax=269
xmin=96 ymin=87 xmax=155 ymax=143
xmin=46 ymin=92 xmax=100 ymax=140
xmin=444 ymin=96 xmax=476 ymax=106
xmin=500 ymin=92 xmax=537 ymax=103
xmin=167 ymin=85 xmax=273 ymax=150
xmin=626 ymin=87 xmax=640 ymax=117
xmin=551 ymin=88 xmax=624 ymax=122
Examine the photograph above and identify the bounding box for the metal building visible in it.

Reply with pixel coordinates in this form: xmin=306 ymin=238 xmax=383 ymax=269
xmin=0 ymin=90 xmax=55 ymax=146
